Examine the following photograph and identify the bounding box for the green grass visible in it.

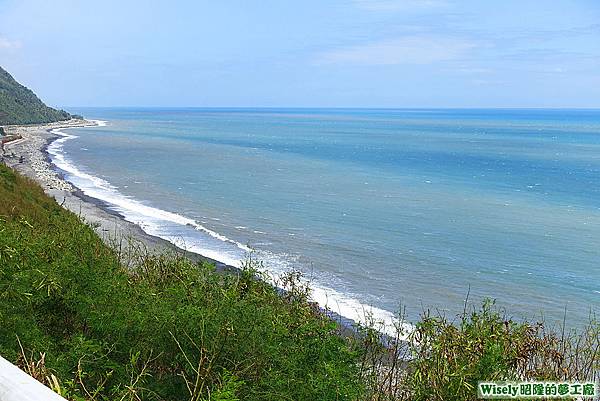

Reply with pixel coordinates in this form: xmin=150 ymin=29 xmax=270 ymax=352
xmin=0 ymin=162 xmax=598 ymax=401
xmin=0 ymin=163 xmax=362 ymax=400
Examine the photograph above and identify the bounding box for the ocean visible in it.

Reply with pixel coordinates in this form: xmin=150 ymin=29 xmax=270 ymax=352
xmin=49 ymin=108 xmax=600 ymax=330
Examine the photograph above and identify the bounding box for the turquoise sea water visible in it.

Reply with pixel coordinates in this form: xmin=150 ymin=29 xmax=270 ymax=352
xmin=51 ymin=108 xmax=600 ymax=328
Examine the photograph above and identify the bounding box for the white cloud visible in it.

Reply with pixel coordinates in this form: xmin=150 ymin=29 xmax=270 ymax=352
xmin=316 ymin=36 xmax=477 ymax=66
xmin=353 ymin=0 xmax=449 ymax=12
xmin=0 ymin=37 xmax=21 ymax=50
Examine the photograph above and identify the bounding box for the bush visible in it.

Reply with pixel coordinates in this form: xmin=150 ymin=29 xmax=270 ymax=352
xmin=1 ymin=163 xmax=598 ymax=400
xmin=0 ymin=164 xmax=363 ymax=400
xmin=354 ymin=300 xmax=599 ymax=401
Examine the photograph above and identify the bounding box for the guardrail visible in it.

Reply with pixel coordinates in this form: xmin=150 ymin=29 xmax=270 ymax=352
xmin=0 ymin=355 xmax=67 ymax=401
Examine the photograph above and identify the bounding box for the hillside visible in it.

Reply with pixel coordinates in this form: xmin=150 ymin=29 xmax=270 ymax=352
xmin=0 ymin=163 xmax=363 ymax=400
xmin=0 ymin=161 xmax=597 ymax=400
xmin=0 ymin=66 xmax=72 ymax=125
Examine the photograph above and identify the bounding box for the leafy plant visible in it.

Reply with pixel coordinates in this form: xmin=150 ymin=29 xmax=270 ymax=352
xmin=0 ymin=164 xmax=363 ymax=400
xmin=0 ymin=163 xmax=597 ymax=401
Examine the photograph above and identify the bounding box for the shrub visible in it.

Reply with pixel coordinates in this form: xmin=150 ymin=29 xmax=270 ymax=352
xmin=0 ymin=164 xmax=363 ymax=400
xmin=354 ymin=300 xmax=599 ymax=401
xmin=1 ymin=163 xmax=598 ymax=401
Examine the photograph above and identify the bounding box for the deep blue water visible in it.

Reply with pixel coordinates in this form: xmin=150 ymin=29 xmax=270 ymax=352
xmin=51 ymin=108 xmax=600 ymax=329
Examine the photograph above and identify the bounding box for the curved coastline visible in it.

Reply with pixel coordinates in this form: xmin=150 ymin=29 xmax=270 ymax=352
xmin=7 ymin=119 xmax=412 ymax=339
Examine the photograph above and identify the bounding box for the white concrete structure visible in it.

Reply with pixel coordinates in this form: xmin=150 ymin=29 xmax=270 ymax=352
xmin=0 ymin=355 xmax=67 ymax=401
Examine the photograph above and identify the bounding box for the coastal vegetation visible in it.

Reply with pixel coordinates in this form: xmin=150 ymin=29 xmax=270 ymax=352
xmin=0 ymin=66 xmax=72 ymax=125
xmin=0 ymin=163 xmax=363 ymax=400
xmin=1 ymin=162 xmax=599 ymax=400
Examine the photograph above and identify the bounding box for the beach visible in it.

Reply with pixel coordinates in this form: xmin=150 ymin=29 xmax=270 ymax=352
xmin=1 ymin=120 xmax=211 ymax=264
xmin=1 ymin=119 xmax=379 ymax=337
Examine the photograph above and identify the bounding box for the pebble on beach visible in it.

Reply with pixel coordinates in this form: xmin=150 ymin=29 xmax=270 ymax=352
xmin=2 ymin=120 xmax=94 ymax=192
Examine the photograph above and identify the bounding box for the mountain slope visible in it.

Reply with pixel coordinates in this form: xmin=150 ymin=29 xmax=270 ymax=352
xmin=0 ymin=66 xmax=71 ymax=125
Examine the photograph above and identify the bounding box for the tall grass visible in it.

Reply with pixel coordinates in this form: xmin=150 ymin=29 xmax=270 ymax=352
xmin=0 ymin=164 xmax=362 ymax=400
xmin=351 ymin=301 xmax=598 ymax=400
xmin=0 ymin=163 xmax=598 ymax=400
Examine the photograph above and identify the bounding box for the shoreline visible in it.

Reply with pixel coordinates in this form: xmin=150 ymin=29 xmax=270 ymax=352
xmin=2 ymin=119 xmax=246 ymax=272
xmin=1 ymin=119 xmax=375 ymax=339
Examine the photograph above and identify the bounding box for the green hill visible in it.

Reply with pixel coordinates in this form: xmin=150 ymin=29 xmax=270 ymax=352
xmin=0 ymin=66 xmax=72 ymax=125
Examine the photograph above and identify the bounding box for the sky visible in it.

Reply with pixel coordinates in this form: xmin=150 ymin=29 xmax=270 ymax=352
xmin=0 ymin=0 xmax=599 ymax=108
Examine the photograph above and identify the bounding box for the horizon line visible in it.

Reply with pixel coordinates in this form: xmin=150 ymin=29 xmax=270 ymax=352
xmin=60 ymin=106 xmax=600 ymax=111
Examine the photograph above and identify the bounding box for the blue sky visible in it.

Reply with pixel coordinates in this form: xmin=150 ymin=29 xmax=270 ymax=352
xmin=0 ymin=0 xmax=599 ymax=108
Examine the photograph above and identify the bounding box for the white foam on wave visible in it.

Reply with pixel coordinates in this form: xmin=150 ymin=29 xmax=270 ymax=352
xmin=48 ymin=124 xmax=412 ymax=339
xmin=260 ymin=255 xmax=413 ymax=338
xmin=89 ymin=119 xmax=108 ymax=127
xmin=48 ymin=127 xmax=253 ymax=256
